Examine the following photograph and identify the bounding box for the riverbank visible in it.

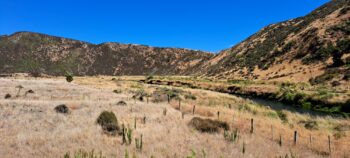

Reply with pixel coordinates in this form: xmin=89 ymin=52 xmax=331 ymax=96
xmin=139 ymin=77 xmax=350 ymax=116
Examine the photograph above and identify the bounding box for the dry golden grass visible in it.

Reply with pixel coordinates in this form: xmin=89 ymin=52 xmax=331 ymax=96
xmin=0 ymin=76 xmax=349 ymax=158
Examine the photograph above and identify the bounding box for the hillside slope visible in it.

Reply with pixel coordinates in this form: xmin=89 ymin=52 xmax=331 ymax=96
xmin=0 ymin=32 xmax=213 ymax=76
xmin=0 ymin=0 xmax=349 ymax=85
xmin=200 ymin=0 xmax=350 ymax=85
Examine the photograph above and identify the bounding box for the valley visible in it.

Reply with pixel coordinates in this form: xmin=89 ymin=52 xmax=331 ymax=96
xmin=0 ymin=0 xmax=349 ymax=157
xmin=0 ymin=75 xmax=349 ymax=157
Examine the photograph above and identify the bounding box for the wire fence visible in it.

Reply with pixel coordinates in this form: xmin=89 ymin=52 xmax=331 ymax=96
xmin=229 ymin=116 xmax=350 ymax=157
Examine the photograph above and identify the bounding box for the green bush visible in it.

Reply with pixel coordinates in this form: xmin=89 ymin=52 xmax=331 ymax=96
xmin=302 ymin=120 xmax=319 ymax=130
xmin=316 ymin=87 xmax=335 ymax=100
xmin=276 ymin=110 xmax=288 ymax=123
xmin=97 ymin=111 xmax=120 ymax=135
xmin=278 ymin=84 xmax=307 ymax=104
xmin=265 ymin=111 xmax=278 ymax=118
xmin=65 ymin=73 xmax=74 ymax=83
xmin=302 ymin=102 xmax=312 ymax=110
xmin=301 ymin=43 xmax=336 ymax=64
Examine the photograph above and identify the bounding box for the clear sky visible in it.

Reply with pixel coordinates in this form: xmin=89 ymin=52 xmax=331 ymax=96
xmin=0 ymin=0 xmax=330 ymax=52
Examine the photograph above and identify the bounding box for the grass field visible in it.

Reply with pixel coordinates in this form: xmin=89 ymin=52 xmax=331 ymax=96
xmin=0 ymin=76 xmax=349 ymax=158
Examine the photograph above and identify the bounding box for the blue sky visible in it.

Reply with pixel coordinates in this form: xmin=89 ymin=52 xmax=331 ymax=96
xmin=0 ymin=0 xmax=330 ymax=52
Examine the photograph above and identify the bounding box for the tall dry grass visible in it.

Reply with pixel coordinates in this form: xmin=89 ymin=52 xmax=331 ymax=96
xmin=0 ymin=76 xmax=348 ymax=158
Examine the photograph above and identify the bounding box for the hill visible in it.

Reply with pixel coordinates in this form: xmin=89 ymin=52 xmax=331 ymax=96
xmin=200 ymin=0 xmax=350 ymax=86
xmin=0 ymin=32 xmax=212 ymax=76
xmin=0 ymin=0 xmax=349 ymax=87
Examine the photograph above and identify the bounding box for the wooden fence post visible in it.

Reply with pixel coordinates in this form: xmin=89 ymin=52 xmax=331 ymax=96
xmin=309 ymin=134 xmax=312 ymax=148
xmin=163 ymin=108 xmax=167 ymax=116
xmin=328 ymin=135 xmax=331 ymax=155
xmin=242 ymin=141 xmax=246 ymax=154
xmin=279 ymin=134 xmax=282 ymax=147
xmin=134 ymin=117 xmax=137 ymax=129
xmin=294 ymin=131 xmax=297 ymax=145
xmin=217 ymin=111 xmax=220 ymax=120
xmin=178 ymin=99 xmax=181 ymax=110
xmin=192 ymin=105 xmax=196 ymax=115
xmin=250 ymin=118 xmax=254 ymax=134
xmin=271 ymin=125 xmax=274 ymax=140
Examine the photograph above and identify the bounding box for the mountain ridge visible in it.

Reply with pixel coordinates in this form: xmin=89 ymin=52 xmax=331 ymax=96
xmin=0 ymin=0 xmax=349 ymax=87
xmin=0 ymin=31 xmax=213 ymax=76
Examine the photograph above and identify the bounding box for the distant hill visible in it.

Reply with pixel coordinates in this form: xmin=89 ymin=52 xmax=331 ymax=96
xmin=0 ymin=0 xmax=349 ymax=86
xmin=0 ymin=32 xmax=213 ymax=76
xmin=199 ymin=0 xmax=350 ymax=85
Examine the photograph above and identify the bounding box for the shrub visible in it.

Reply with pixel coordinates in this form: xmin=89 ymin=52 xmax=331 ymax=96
xmin=146 ymin=75 xmax=153 ymax=80
xmin=301 ymin=43 xmax=335 ymax=64
xmin=132 ymin=88 xmax=147 ymax=101
xmin=184 ymin=93 xmax=197 ymax=100
xmin=309 ymin=73 xmax=338 ymax=85
xmin=276 ymin=110 xmax=288 ymax=123
xmin=333 ymin=131 xmax=346 ymax=140
xmin=265 ymin=111 xmax=278 ymax=118
xmin=299 ymin=120 xmax=318 ymax=130
xmin=282 ymin=41 xmax=296 ymax=53
xmin=30 ymin=70 xmax=42 ymax=78
xmin=302 ymin=102 xmax=312 ymax=110
xmin=97 ymin=111 xmax=120 ymax=135
xmin=344 ymin=72 xmax=350 ymax=81
xmin=25 ymin=89 xmax=35 ymax=96
xmin=26 ymin=89 xmax=34 ymax=94
xmin=65 ymin=74 xmax=73 ymax=82
xmin=338 ymin=6 xmax=350 ymax=16
xmin=341 ymin=100 xmax=350 ymax=113
xmin=331 ymin=81 xmax=341 ymax=87
xmin=54 ymin=104 xmax=69 ymax=114
xmin=316 ymin=87 xmax=334 ymax=100
xmin=116 ymin=100 xmax=127 ymax=106
xmin=189 ymin=117 xmax=229 ymax=133
xmin=4 ymin=93 xmax=11 ymax=99
xmin=238 ymin=104 xmax=258 ymax=115
xmin=113 ymin=89 xmax=122 ymax=94
xmin=278 ymin=83 xmax=307 ymax=104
